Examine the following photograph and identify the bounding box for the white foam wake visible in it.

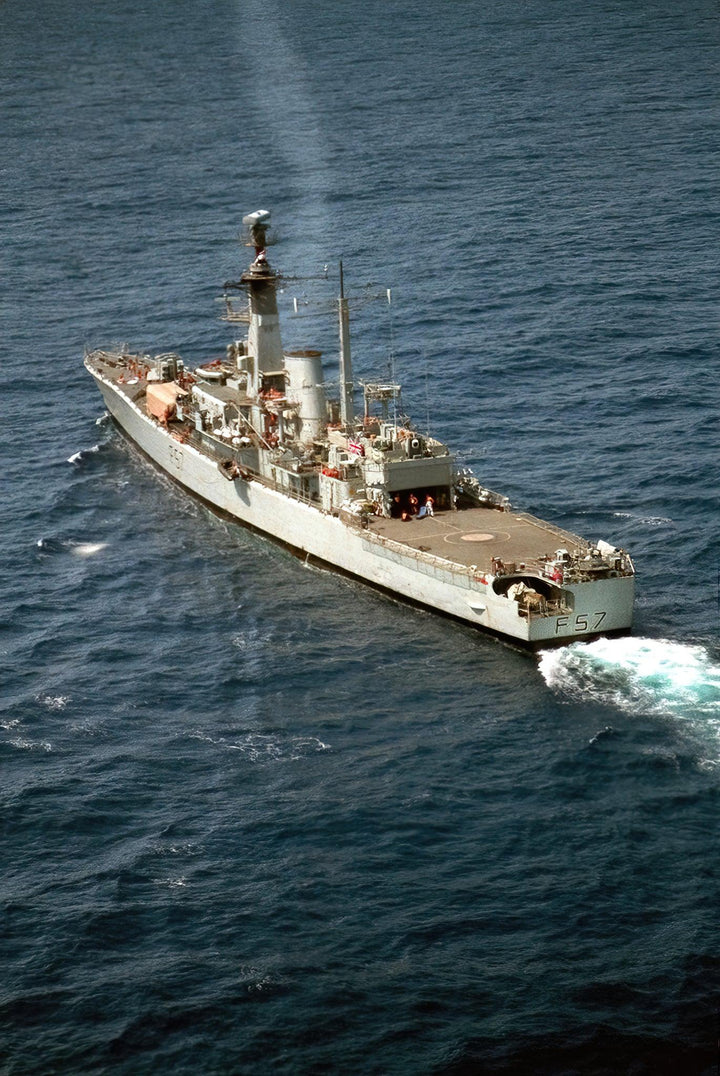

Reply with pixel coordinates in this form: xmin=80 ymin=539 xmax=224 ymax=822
xmin=70 ymin=542 xmax=107 ymax=557
xmin=67 ymin=444 xmax=100 ymax=464
xmin=36 ymin=538 xmax=107 ymax=557
xmin=539 ymin=636 xmax=720 ymax=755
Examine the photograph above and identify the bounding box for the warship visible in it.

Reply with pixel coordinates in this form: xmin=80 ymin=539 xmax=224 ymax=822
xmin=85 ymin=210 xmax=634 ymax=649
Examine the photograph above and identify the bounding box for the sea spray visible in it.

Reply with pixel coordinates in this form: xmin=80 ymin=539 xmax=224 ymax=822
xmin=539 ymin=637 xmax=720 ymax=753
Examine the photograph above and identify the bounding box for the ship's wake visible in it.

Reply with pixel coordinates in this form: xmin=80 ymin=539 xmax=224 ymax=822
xmin=36 ymin=538 xmax=108 ymax=557
xmin=539 ymin=637 xmax=720 ymax=758
xmin=67 ymin=444 xmax=101 ymax=465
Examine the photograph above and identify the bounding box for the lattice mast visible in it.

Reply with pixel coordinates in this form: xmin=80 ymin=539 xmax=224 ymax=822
xmin=338 ymin=260 xmax=355 ymax=432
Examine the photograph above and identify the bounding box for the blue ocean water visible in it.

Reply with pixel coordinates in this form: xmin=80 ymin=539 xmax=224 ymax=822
xmin=2 ymin=1 xmax=719 ymax=1072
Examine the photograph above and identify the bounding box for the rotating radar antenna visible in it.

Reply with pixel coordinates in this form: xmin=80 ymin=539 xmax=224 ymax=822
xmin=241 ymin=209 xmax=275 ymax=260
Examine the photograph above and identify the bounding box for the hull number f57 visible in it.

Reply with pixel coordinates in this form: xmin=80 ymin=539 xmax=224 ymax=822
xmin=555 ymin=612 xmax=606 ymax=634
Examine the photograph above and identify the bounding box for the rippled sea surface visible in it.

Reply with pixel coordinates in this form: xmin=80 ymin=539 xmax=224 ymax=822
xmin=2 ymin=1 xmax=720 ymax=1072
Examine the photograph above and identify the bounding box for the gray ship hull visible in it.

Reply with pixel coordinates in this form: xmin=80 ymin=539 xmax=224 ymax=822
xmin=89 ymin=363 xmax=634 ymax=649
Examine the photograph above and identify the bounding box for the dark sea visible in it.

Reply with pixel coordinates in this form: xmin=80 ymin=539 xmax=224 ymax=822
xmin=2 ymin=1 xmax=720 ymax=1072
